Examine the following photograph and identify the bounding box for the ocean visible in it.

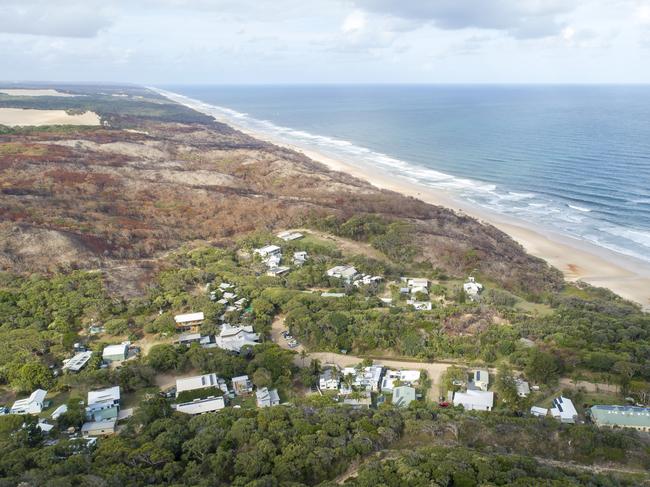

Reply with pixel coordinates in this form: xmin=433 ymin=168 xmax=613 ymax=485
xmin=163 ymin=85 xmax=650 ymax=264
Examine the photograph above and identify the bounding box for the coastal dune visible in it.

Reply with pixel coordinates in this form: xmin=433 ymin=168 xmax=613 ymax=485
xmin=0 ymin=107 xmax=101 ymax=126
xmin=157 ymin=89 xmax=650 ymax=310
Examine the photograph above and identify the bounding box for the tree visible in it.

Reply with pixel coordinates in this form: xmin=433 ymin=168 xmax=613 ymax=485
xmin=252 ymin=368 xmax=272 ymax=388
xmin=10 ymin=361 xmax=54 ymax=392
xmin=57 ymin=397 xmax=85 ymax=429
xmin=613 ymin=361 xmax=637 ymax=394
xmin=494 ymin=364 xmax=519 ymax=407
xmin=147 ymin=344 xmax=181 ymax=371
xmin=525 ymin=350 xmax=561 ymax=385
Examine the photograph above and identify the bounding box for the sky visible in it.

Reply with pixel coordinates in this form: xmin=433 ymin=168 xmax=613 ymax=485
xmin=1 ymin=0 xmax=650 ymax=84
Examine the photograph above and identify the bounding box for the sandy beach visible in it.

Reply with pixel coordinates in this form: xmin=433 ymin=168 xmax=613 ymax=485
xmin=0 ymin=108 xmax=101 ymax=126
xmin=158 ymin=90 xmax=650 ymax=310
xmin=0 ymin=88 xmax=76 ymax=97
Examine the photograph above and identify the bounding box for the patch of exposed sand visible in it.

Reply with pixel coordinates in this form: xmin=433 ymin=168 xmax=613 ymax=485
xmin=0 ymin=88 xmax=78 ymax=97
xmin=0 ymin=108 xmax=100 ymax=126
xmin=51 ymin=139 xmax=167 ymax=160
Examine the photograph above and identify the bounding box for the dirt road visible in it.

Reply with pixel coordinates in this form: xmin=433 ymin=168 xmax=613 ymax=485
xmin=272 ymin=314 xmax=450 ymax=399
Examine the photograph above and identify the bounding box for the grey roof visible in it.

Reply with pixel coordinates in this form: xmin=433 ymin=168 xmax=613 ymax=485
xmin=591 ymin=405 xmax=650 ymax=428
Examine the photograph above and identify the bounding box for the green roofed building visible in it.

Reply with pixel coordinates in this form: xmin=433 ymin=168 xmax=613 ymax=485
xmin=392 ymin=386 xmax=416 ymax=408
xmin=590 ymin=405 xmax=650 ymax=432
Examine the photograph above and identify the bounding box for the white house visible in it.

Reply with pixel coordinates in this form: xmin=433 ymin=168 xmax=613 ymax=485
xmin=326 ymin=265 xmax=359 ymax=282
xmin=86 ymin=386 xmax=120 ymax=422
xmin=256 ymin=387 xmax=280 ymax=408
xmin=51 ymin=404 xmax=68 ymax=420
xmin=175 ymin=396 xmax=226 ymax=415
xmin=62 ymin=351 xmax=93 ymax=372
xmin=550 ymin=396 xmax=578 ymax=424
xmin=176 ymin=373 xmax=226 ymax=397
xmin=453 ymin=390 xmax=494 ymax=411
xmin=174 ymin=312 xmax=205 ymax=331
xmin=10 ymin=389 xmax=47 ymax=415
xmin=293 ymin=251 xmax=308 ymax=265
xmin=216 ymin=324 xmax=260 ymax=353
xmin=341 ymin=365 xmax=383 ymax=392
xmin=254 ymin=245 xmax=282 ymax=258
xmin=381 ymin=369 xmax=421 ymax=392
xmin=232 ymin=375 xmax=253 ymax=395
xmin=463 ymin=277 xmax=483 ymax=299
xmin=405 ymin=278 xmax=429 ymax=296
xmin=530 ymin=406 xmax=548 ymax=417
xmin=319 ymin=368 xmax=340 ymax=390
xmin=102 ymin=343 xmax=129 ymax=362
xmin=471 ymin=369 xmax=489 ymax=392
xmin=277 ymin=231 xmax=304 ymax=241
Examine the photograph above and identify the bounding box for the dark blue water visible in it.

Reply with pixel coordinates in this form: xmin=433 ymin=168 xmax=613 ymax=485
xmin=163 ymin=85 xmax=650 ymax=263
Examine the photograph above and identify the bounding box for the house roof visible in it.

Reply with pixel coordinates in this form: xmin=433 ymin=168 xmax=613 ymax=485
xmin=550 ymin=396 xmax=577 ymax=420
xmin=473 ymin=369 xmax=489 ymax=384
xmin=178 ymin=332 xmax=202 ymax=342
xmin=174 ymin=312 xmax=205 ymax=324
xmin=407 ymin=278 xmax=429 ymax=286
xmin=62 ymin=351 xmax=93 ymax=371
xmin=453 ymin=390 xmax=494 ymax=409
xmin=88 ymin=386 xmax=120 ymax=406
xmin=256 ymin=245 xmax=281 ymax=255
xmin=176 ymin=396 xmax=226 ymax=415
xmin=102 ymin=344 xmax=128 ymax=357
xmin=12 ymin=389 xmax=47 ymax=410
xmin=51 ymin=404 xmax=68 ymax=419
xmin=531 ymin=406 xmax=548 ymax=416
xmin=176 ymin=373 xmax=219 ymax=393
xmin=256 ymin=387 xmax=280 ymax=405
xmin=590 ymin=405 xmax=650 ymax=428
xmin=232 ymin=375 xmax=250 ymax=383
xmin=81 ymin=419 xmax=116 ymax=433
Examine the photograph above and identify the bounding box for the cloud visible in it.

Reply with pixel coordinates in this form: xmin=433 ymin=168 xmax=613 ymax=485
xmin=342 ymin=10 xmax=367 ymax=34
xmin=349 ymin=0 xmax=579 ymax=38
xmin=0 ymin=1 xmax=115 ymax=38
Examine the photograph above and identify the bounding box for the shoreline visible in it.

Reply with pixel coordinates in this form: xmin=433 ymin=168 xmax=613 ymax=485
xmin=157 ymin=89 xmax=650 ymax=310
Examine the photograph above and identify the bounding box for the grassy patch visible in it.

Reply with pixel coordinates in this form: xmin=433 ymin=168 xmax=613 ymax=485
xmin=0 ymin=142 xmax=48 ymax=157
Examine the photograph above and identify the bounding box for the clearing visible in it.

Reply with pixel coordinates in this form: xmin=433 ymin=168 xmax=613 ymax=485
xmin=0 ymin=108 xmax=100 ymax=126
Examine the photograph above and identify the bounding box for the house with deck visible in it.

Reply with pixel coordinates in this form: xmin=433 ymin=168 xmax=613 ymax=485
xmin=232 ymin=375 xmax=253 ymax=395
xmin=174 ymin=312 xmax=205 ymax=332
xmin=319 ymin=368 xmax=340 ymax=390
xmin=381 ymin=369 xmax=421 ymax=392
